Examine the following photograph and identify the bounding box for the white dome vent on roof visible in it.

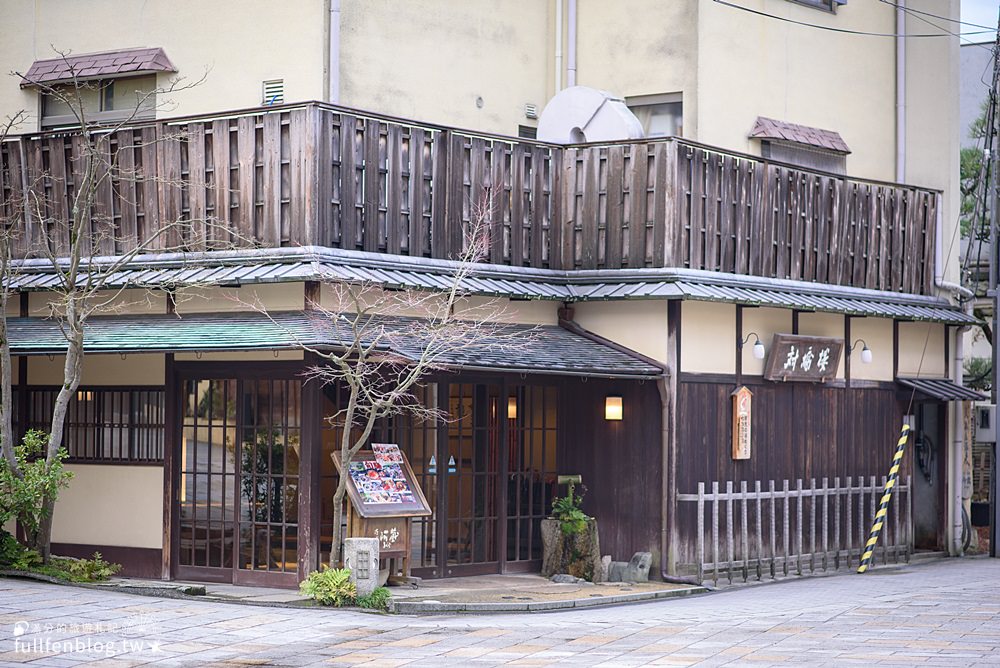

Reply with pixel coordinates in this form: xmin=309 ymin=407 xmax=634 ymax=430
xmin=537 ymin=86 xmax=644 ymax=145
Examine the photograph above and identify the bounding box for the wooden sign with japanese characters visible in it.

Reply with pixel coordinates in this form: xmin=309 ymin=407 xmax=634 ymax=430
xmin=731 ymin=386 xmax=753 ymax=460
xmin=763 ymin=334 xmax=843 ymax=383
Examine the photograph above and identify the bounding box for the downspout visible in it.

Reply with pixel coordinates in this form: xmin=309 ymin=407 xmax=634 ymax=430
xmin=895 ymin=1 xmax=905 ymax=184
xmin=567 ymin=0 xmax=577 ymax=87
xmin=952 ymin=311 xmax=973 ymax=555
xmin=328 ymin=0 xmax=341 ymax=104
xmin=554 ymin=0 xmax=563 ymax=93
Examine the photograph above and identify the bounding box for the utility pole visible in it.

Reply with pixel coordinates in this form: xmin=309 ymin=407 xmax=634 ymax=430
xmin=991 ymin=7 xmax=1000 ymax=558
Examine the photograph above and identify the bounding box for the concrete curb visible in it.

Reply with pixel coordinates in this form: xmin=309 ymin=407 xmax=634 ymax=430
xmin=389 ymin=583 xmax=708 ymax=614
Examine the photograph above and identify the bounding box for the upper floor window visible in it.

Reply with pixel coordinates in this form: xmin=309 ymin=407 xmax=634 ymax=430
xmin=788 ymin=0 xmax=845 ymax=11
xmin=627 ymin=93 xmax=683 ymax=138
xmin=20 ymin=47 xmax=175 ymax=130
xmin=41 ymin=75 xmax=157 ymax=129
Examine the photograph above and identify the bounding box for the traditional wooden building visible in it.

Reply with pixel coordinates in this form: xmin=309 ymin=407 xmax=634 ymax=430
xmin=0 ymin=101 xmax=982 ymax=586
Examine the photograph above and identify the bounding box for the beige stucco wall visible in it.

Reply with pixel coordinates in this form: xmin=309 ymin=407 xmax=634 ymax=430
xmin=28 ymin=353 xmax=165 ymax=385
xmin=572 ymin=300 xmax=668 ymax=365
xmin=576 ymin=1 xmax=698 ymax=137
xmin=898 ymin=321 xmax=947 ymax=377
xmin=0 ymin=0 xmax=327 ymax=128
xmin=51 ymin=464 xmax=163 ymax=549
xmin=904 ymin=1 xmax=961 ymax=285
xmin=797 ymin=312 xmax=846 ymax=379
xmin=741 ymin=307 xmax=794 ymax=376
xmin=847 ymin=317 xmax=894 ymax=381
xmin=680 ymin=301 xmax=736 ymax=374
xmin=696 ymin=1 xmax=896 ymax=182
xmin=29 ymin=289 xmax=167 ymax=317
xmin=339 ymin=0 xmax=551 ymax=135
xmin=175 ymin=283 xmax=305 ymax=315
xmin=461 ymin=297 xmax=559 ymax=326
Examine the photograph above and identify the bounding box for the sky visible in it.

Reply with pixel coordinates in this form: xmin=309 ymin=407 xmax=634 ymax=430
xmin=962 ymin=0 xmax=1000 ymax=42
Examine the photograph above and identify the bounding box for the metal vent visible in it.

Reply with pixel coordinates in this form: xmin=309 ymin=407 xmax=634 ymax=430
xmin=524 ymin=103 xmax=538 ymax=119
xmin=262 ymin=80 xmax=284 ymax=106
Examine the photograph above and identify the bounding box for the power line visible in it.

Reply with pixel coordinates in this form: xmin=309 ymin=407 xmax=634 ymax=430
xmin=889 ymin=0 xmax=996 ymax=49
xmin=711 ymin=0 xmax=993 ymax=38
xmin=877 ymin=0 xmax=995 ymax=31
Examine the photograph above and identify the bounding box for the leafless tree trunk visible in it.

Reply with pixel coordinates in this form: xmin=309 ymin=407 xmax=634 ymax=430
xmin=4 ymin=52 xmax=228 ymax=560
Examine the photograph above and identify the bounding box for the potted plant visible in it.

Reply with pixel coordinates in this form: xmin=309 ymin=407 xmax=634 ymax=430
xmin=540 ymin=482 xmax=603 ymax=581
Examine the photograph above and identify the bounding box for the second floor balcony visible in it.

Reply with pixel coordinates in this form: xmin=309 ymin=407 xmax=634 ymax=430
xmin=0 ymin=101 xmax=940 ymax=295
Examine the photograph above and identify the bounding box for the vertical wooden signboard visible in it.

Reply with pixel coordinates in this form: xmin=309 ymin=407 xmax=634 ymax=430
xmin=732 ymin=386 xmax=752 ymax=460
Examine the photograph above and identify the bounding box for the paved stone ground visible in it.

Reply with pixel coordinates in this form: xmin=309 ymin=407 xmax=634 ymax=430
xmin=1 ymin=557 xmax=999 ymax=667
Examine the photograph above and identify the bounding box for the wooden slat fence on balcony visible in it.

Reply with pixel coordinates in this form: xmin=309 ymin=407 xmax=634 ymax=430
xmin=0 ymin=102 xmax=939 ymax=294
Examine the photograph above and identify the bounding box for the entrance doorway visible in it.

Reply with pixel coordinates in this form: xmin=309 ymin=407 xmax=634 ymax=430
xmin=174 ymin=375 xmax=301 ymax=587
xmin=318 ymin=380 xmax=559 ymax=579
xmin=912 ymin=402 xmax=946 ymax=551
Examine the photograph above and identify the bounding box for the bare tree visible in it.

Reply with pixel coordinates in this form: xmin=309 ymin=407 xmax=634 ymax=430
xmin=240 ymin=199 xmax=525 ymax=566
xmin=0 ymin=51 xmax=233 ymax=560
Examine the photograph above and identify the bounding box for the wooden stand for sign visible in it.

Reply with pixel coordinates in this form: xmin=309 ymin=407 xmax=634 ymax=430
xmin=333 ymin=445 xmax=432 ymax=586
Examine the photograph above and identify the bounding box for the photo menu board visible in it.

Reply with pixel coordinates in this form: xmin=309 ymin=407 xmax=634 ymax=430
xmin=334 ymin=443 xmax=431 ymax=518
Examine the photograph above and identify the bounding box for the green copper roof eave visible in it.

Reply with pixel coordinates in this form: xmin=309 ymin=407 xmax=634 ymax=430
xmin=6 ymin=311 xmax=662 ymax=378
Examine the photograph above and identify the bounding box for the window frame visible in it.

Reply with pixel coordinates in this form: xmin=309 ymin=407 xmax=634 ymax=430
xmin=23 ymin=385 xmax=166 ymax=465
xmin=39 ymin=74 xmax=158 ymax=130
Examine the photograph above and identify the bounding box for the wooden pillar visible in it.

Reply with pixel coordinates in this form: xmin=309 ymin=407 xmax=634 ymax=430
xmin=161 ymin=352 xmax=176 ymax=580
xmin=298 ymin=352 xmax=323 ymax=577
xmin=663 ymin=300 xmax=682 ymax=575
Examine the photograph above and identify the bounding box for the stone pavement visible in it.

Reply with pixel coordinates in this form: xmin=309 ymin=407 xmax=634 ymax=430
xmin=0 ymin=557 xmax=999 ymax=666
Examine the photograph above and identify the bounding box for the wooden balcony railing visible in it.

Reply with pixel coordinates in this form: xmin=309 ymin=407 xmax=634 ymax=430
xmin=0 ymin=101 xmax=938 ymax=295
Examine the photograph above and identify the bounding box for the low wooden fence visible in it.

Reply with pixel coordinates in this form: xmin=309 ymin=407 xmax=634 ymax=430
xmin=677 ymin=476 xmax=912 ymax=586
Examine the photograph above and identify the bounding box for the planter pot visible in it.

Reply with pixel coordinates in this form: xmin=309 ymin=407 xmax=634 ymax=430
xmin=540 ymin=518 xmax=603 ymax=582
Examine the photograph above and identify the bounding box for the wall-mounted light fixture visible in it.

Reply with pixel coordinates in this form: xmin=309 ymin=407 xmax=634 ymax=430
xmin=849 ymin=338 xmax=873 ymax=364
xmin=605 ymin=395 xmax=623 ymax=421
xmin=507 ymin=396 xmax=518 ymax=420
xmin=738 ymin=332 xmax=766 ymax=360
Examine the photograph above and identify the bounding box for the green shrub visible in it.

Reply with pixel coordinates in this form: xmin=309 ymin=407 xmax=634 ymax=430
xmin=551 ymin=482 xmax=590 ymax=536
xmin=64 ymin=553 xmax=121 ymax=581
xmin=0 ymin=530 xmax=41 ymax=570
xmin=299 ymin=567 xmax=357 ymax=606
xmin=356 ymin=586 xmax=392 ymax=612
xmin=0 ymin=430 xmax=73 ymax=549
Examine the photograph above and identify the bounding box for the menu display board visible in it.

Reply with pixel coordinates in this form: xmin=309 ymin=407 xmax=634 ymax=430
xmin=333 ymin=443 xmax=431 ymax=519
xmin=347 ymin=444 xmax=416 ymax=505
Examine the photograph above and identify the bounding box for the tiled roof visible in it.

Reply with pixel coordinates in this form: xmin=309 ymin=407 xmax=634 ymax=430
xmin=896 ymin=377 xmax=988 ymax=402
xmin=6 ymin=311 xmax=663 ymax=378
xmin=10 ymin=246 xmax=976 ymax=325
xmin=749 ymin=116 xmax=851 ymax=154
xmin=21 ymin=47 xmax=175 ymax=88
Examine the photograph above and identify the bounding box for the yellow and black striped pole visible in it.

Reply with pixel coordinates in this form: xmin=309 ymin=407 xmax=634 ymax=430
xmin=857 ymin=423 xmax=910 ymax=574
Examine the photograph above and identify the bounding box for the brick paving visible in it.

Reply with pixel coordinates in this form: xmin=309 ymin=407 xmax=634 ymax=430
xmin=1 ymin=557 xmax=999 ymax=666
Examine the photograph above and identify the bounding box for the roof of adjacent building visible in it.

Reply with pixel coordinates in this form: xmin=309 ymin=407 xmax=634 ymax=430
xmin=11 ymin=246 xmax=974 ymax=325
xmin=20 ymin=47 xmax=175 ymax=87
xmin=748 ymin=116 xmax=851 ymax=154
xmin=6 ymin=311 xmax=664 ymax=379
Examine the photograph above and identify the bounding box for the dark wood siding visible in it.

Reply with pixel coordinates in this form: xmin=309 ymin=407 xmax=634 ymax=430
xmin=674 ymin=377 xmax=907 ymax=565
xmin=558 ymin=378 xmax=663 ymax=565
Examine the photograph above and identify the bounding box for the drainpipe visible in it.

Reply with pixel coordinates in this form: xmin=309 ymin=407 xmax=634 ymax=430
xmin=952 ymin=311 xmax=973 ymax=556
xmin=566 ymin=0 xmax=577 ymax=87
xmin=895 ymin=1 xmax=905 ymax=183
xmin=554 ymin=0 xmax=563 ymax=93
xmin=328 ymin=0 xmax=341 ymax=104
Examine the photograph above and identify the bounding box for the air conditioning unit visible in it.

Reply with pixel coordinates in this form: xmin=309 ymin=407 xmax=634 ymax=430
xmin=976 ymin=405 xmax=995 ymax=443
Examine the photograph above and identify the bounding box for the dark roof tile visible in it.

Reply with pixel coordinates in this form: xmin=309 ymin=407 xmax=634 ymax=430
xmin=749 ymin=116 xmax=851 ymax=154
xmin=21 ymin=47 xmax=175 ymax=87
